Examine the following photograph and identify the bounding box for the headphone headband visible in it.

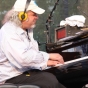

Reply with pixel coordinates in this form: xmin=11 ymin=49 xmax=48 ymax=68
xmin=24 ymin=0 xmax=31 ymax=13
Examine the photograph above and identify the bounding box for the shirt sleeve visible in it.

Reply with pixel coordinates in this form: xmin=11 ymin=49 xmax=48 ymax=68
xmin=3 ymin=34 xmax=49 ymax=70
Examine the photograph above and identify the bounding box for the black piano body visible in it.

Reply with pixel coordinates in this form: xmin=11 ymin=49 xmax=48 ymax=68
xmin=45 ymin=56 xmax=88 ymax=88
xmin=45 ymin=26 xmax=88 ymax=88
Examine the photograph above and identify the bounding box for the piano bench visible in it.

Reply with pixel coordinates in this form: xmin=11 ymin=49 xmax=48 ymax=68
xmin=0 ymin=83 xmax=40 ymax=88
xmin=18 ymin=85 xmax=40 ymax=88
xmin=0 ymin=83 xmax=17 ymax=88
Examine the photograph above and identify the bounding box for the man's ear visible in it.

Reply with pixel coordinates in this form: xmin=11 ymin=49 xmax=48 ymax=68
xmin=18 ymin=12 xmax=28 ymax=21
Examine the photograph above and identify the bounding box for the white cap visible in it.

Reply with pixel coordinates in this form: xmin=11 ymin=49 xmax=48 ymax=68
xmin=13 ymin=0 xmax=45 ymax=14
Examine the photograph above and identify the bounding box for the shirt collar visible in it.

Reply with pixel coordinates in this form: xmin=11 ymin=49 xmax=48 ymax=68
xmin=16 ymin=27 xmax=26 ymax=35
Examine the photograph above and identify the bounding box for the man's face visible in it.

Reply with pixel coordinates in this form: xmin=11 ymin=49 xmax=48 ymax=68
xmin=22 ymin=11 xmax=38 ymax=29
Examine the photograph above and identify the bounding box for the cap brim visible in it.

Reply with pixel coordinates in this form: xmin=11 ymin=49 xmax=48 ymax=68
xmin=30 ymin=7 xmax=45 ymax=14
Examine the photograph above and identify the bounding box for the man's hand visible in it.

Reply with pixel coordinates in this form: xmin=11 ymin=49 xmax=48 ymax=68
xmin=47 ymin=53 xmax=64 ymax=66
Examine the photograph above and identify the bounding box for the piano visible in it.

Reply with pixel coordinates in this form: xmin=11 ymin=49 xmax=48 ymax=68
xmin=45 ymin=26 xmax=88 ymax=88
xmin=46 ymin=27 xmax=88 ymax=53
xmin=45 ymin=56 xmax=88 ymax=88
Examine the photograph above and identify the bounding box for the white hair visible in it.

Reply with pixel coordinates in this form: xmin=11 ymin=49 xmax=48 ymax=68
xmin=9 ymin=11 xmax=22 ymax=27
xmin=2 ymin=9 xmax=13 ymax=25
xmin=2 ymin=9 xmax=22 ymax=27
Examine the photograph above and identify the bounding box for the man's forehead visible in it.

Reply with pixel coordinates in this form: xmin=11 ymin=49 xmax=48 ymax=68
xmin=27 ymin=10 xmax=37 ymax=15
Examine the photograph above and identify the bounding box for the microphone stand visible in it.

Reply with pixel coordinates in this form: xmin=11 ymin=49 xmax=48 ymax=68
xmin=45 ymin=0 xmax=60 ymax=43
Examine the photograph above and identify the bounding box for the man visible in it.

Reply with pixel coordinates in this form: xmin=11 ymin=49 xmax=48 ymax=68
xmin=0 ymin=0 xmax=66 ymax=88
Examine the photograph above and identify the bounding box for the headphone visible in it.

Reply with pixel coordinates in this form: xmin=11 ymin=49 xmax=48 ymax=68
xmin=18 ymin=0 xmax=31 ymax=21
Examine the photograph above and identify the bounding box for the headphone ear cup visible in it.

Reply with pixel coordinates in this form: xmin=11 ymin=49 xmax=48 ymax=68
xmin=18 ymin=12 xmax=28 ymax=21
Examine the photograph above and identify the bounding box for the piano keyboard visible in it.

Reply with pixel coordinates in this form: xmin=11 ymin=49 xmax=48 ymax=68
xmin=55 ymin=56 xmax=88 ymax=67
xmin=46 ymin=56 xmax=88 ymax=69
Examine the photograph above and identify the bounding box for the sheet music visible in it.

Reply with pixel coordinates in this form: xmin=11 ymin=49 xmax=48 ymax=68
xmin=55 ymin=56 xmax=88 ymax=67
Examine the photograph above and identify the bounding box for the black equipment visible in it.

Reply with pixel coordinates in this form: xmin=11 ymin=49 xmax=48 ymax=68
xmin=45 ymin=26 xmax=88 ymax=88
xmin=45 ymin=56 xmax=88 ymax=88
xmin=46 ymin=26 xmax=88 ymax=53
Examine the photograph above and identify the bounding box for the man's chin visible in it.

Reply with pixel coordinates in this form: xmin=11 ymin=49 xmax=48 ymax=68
xmin=31 ymin=25 xmax=36 ymax=29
